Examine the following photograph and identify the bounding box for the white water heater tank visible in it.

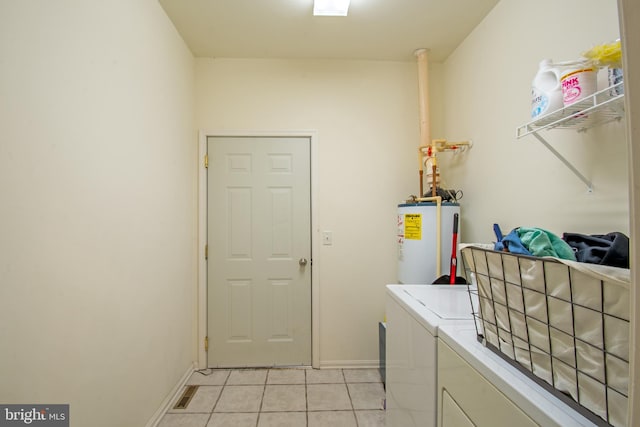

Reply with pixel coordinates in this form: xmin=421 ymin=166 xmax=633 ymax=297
xmin=397 ymin=202 xmax=461 ymax=284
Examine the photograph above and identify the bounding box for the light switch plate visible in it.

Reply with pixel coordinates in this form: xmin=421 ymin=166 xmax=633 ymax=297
xmin=322 ymin=231 xmax=333 ymax=245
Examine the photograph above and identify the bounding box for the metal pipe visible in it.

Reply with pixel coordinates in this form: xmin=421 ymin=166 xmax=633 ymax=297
xmin=431 ymin=155 xmax=438 ymax=197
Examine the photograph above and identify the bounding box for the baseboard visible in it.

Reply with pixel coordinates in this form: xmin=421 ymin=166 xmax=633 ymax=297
xmin=318 ymin=359 xmax=379 ymax=369
xmin=145 ymin=362 xmax=195 ymax=427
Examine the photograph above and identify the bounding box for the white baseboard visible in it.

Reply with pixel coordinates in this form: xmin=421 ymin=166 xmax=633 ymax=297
xmin=318 ymin=359 xmax=380 ymax=369
xmin=145 ymin=363 xmax=195 ymax=427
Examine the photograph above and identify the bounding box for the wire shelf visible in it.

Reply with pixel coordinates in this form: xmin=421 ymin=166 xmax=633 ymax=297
xmin=517 ymin=83 xmax=625 ymax=138
xmin=462 ymin=246 xmax=629 ymax=427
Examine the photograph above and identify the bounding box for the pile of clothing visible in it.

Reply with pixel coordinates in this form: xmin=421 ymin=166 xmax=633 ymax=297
xmin=493 ymin=225 xmax=629 ymax=269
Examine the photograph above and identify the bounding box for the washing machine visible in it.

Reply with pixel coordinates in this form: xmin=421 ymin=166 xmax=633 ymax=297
xmin=385 ymin=284 xmax=474 ymax=427
xmin=385 ymin=284 xmax=599 ymax=427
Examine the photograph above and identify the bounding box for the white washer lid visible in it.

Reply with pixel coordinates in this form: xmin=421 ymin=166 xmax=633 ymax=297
xmin=403 ymin=285 xmax=473 ymax=319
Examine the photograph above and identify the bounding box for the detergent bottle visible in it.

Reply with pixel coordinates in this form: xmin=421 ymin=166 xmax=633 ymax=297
xmin=531 ymin=59 xmax=563 ymax=119
xmin=559 ymin=59 xmax=597 ymax=106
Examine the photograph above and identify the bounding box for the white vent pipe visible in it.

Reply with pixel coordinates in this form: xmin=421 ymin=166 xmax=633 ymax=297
xmin=413 ymin=49 xmax=442 ymax=277
xmin=415 ymin=48 xmax=432 ymax=197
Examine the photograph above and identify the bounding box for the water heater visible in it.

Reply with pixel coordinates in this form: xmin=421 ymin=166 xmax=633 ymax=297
xmin=397 ymin=202 xmax=461 ymax=284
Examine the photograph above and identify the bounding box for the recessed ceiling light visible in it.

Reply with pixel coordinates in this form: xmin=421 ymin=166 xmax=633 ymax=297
xmin=313 ymin=0 xmax=350 ymax=16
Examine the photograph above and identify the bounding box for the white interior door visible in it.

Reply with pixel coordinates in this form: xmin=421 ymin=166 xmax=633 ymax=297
xmin=207 ymin=136 xmax=311 ymax=367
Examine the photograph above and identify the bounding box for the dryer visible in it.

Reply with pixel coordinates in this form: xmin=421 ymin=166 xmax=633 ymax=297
xmin=385 ymin=284 xmax=473 ymax=427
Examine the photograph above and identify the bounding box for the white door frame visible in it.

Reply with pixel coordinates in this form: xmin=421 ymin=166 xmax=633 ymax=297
xmin=198 ymin=129 xmax=320 ymax=369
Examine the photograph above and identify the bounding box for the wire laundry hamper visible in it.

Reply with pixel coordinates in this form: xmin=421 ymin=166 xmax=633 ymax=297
xmin=461 ymin=245 xmax=629 ymax=427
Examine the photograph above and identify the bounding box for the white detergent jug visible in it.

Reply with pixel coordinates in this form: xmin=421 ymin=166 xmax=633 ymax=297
xmin=531 ymin=59 xmax=563 ymax=119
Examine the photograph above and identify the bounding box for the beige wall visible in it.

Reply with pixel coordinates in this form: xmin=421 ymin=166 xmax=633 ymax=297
xmin=440 ymin=0 xmax=627 ymax=243
xmin=0 ymin=1 xmax=196 ymax=426
xmin=443 ymin=1 xmax=635 ymax=422
xmin=196 ymin=58 xmax=421 ymax=365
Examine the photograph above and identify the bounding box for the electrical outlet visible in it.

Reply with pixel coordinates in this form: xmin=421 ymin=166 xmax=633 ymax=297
xmin=322 ymin=231 xmax=333 ymax=246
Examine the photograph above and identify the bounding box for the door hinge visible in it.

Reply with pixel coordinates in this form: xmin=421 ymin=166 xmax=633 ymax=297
xmin=205 ymin=244 xmax=208 ymax=260
xmin=204 ymin=336 xmax=209 ymax=352
xmin=204 ymin=153 xmax=209 ymax=168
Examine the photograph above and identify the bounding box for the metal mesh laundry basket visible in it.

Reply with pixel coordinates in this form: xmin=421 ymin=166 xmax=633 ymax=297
xmin=461 ymin=245 xmax=630 ymax=427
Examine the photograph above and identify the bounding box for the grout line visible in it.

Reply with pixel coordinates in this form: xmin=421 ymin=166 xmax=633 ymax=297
xmin=304 ymin=369 xmax=309 ymax=426
xmin=204 ymin=411 xmax=214 ymax=426
xmin=342 ymin=369 xmax=356 ymax=413
xmin=221 ymin=369 xmax=231 ymax=387
xmin=210 ymin=383 xmax=225 ymax=415
xmin=258 ymin=374 xmax=267 ymax=412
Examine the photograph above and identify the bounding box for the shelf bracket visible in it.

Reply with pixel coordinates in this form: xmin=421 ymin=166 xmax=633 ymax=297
xmin=531 ymin=132 xmax=593 ymax=192
xmin=516 ymin=84 xmax=625 ymax=193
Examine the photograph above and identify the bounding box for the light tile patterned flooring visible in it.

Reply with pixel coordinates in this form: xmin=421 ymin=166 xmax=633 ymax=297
xmin=158 ymin=368 xmax=385 ymax=427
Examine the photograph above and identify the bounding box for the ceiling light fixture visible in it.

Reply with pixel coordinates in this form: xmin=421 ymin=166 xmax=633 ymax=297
xmin=313 ymin=0 xmax=350 ymax=16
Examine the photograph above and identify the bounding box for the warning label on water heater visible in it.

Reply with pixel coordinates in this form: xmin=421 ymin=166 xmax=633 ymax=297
xmin=404 ymin=214 xmax=422 ymax=240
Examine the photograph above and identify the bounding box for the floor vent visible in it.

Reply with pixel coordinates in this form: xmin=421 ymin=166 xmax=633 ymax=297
xmin=174 ymin=385 xmax=198 ymax=409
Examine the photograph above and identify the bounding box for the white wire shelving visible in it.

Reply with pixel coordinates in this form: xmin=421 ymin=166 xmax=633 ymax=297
xmin=516 ymin=82 xmax=625 ymax=192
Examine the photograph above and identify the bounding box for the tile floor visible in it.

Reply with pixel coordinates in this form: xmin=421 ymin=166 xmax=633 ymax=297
xmin=157 ymin=368 xmax=385 ymax=427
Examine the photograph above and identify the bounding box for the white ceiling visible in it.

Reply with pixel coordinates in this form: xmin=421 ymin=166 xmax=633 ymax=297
xmin=158 ymin=0 xmax=499 ymax=62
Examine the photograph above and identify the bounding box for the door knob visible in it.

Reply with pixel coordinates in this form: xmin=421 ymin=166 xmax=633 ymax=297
xmin=299 ymin=258 xmax=308 ymax=266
